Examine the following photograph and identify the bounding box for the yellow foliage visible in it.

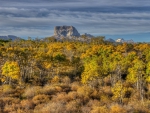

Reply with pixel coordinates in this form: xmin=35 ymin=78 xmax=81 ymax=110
xmin=51 ymin=76 xmax=60 ymax=83
xmin=43 ymin=62 xmax=52 ymax=69
xmin=2 ymin=61 xmax=20 ymax=80
xmin=66 ymin=43 xmax=76 ymax=50
xmin=112 ymin=81 xmax=126 ymax=101
xmin=146 ymin=76 xmax=150 ymax=83
xmin=81 ymin=58 xmax=99 ymax=84
xmin=2 ymin=85 xmax=13 ymax=94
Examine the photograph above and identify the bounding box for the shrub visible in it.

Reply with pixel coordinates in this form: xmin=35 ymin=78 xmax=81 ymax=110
xmin=37 ymin=102 xmax=66 ymax=113
xmin=68 ymin=91 xmax=78 ymax=100
xmin=90 ymin=89 xmax=99 ymax=99
xmin=77 ymin=85 xmax=93 ymax=98
xmin=2 ymin=97 xmax=20 ymax=105
xmin=21 ymin=99 xmax=35 ymax=110
xmin=33 ymin=103 xmax=45 ymax=113
xmin=2 ymin=85 xmax=14 ymax=95
xmin=66 ymin=100 xmax=80 ymax=113
xmin=128 ymin=100 xmax=150 ymax=113
xmin=61 ymin=76 xmax=71 ymax=84
xmin=100 ymin=93 xmax=112 ymax=104
xmin=3 ymin=102 xmax=21 ymax=113
xmin=32 ymin=94 xmax=49 ymax=105
xmin=102 ymin=86 xmax=113 ymax=96
xmin=91 ymin=106 xmax=109 ymax=113
xmin=51 ymin=76 xmax=60 ymax=84
xmin=23 ymin=86 xmax=42 ymax=98
xmin=4 ymin=104 xmax=14 ymax=113
xmin=110 ymin=104 xmax=127 ymax=113
xmin=55 ymin=86 xmax=62 ymax=92
xmin=0 ymin=99 xmax=4 ymax=113
xmin=71 ymin=82 xmax=80 ymax=91
xmin=52 ymin=92 xmax=69 ymax=103
xmin=60 ymin=84 xmax=71 ymax=92
xmin=103 ymin=76 xmax=111 ymax=86
xmin=87 ymin=99 xmax=100 ymax=107
xmin=81 ymin=106 xmax=91 ymax=113
xmin=42 ymin=85 xmax=56 ymax=95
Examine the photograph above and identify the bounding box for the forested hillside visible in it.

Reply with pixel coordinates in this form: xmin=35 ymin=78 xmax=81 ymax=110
xmin=0 ymin=37 xmax=150 ymax=113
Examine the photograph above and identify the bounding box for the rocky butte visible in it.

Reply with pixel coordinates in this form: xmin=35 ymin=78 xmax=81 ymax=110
xmin=54 ymin=26 xmax=80 ymax=39
xmin=53 ymin=26 xmax=134 ymax=43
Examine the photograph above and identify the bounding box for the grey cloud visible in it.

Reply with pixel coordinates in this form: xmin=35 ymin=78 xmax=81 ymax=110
xmin=1 ymin=0 xmax=150 ymax=7
xmin=0 ymin=8 xmax=150 ymax=36
xmin=0 ymin=0 xmax=150 ymax=38
xmin=0 ymin=7 xmax=50 ymax=17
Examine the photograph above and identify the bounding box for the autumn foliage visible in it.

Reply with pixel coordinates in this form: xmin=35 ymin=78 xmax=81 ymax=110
xmin=0 ymin=37 xmax=150 ymax=112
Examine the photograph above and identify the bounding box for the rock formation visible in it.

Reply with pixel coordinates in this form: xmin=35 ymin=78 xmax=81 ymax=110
xmin=54 ymin=26 xmax=80 ymax=38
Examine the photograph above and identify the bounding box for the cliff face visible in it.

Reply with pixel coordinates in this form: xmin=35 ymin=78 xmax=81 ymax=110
xmin=54 ymin=26 xmax=80 ymax=38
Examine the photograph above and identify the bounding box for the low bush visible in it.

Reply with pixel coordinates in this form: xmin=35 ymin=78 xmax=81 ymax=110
xmin=32 ymin=94 xmax=50 ymax=105
xmin=23 ymin=86 xmax=42 ymax=99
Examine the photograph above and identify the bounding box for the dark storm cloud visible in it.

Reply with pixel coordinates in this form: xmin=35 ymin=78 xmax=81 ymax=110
xmin=0 ymin=0 xmax=150 ymax=38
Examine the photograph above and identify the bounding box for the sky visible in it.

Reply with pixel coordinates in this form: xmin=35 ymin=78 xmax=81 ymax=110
xmin=0 ymin=0 xmax=150 ymax=42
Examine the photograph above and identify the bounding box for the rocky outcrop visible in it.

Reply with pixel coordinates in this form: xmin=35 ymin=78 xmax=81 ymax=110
xmin=54 ymin=26 xmax=80 ymax=38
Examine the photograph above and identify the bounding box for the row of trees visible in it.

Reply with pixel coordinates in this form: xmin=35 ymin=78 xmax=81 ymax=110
xmin=0 ymin=37 xmax=150 ymax=103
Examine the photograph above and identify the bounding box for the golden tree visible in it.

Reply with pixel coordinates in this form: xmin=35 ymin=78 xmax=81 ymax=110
xmin=2 ymin=61 xmax=20 ymax=85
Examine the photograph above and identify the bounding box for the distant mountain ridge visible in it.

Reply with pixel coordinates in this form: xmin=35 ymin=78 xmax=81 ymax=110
xmin=106 ymin=38 xmax=134 ymax=43
xmin=116 ymin=38 xmax=125 ymax=43
xmin=116 ymin=38 xmax=134 ymax=43
xmin=53 ymin=26 xmax=134 ymax=43
xmin=0 ymin=35 xmax=19 ymax=40
xmin=106 ymin=38 xmax=116 ymax=43
xmin=82 ymin=33 xmax=94 ymax=38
